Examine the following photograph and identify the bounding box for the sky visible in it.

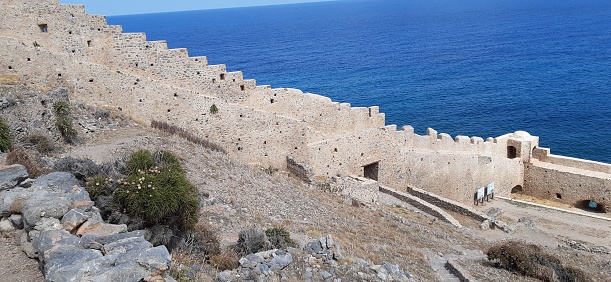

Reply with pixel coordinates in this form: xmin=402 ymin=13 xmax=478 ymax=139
xmin=59 ymin=0 xmax=337 ymax=16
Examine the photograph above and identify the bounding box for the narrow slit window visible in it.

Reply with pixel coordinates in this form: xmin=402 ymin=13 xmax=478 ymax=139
xmin=240 ymin=85 xmax=245 ymax=91
xmin=87 ymin=40 xmax=92 ymax=47
xmin=220 ymin=73 xmax=225 ymax=80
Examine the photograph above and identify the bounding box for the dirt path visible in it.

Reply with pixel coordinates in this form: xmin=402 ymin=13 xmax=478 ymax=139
xmin=0 ymin=235 xmax=44 ymax=282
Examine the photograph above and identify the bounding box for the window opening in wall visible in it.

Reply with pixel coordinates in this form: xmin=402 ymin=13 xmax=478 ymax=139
xmin=212 ymin=78 xmax=216 ymax=83
xmin=556 ymin=193 xmax=562 ymax=199
xmin=576 ymin=200 xmax=606 ymax=213
xmin=87 ymin=40 xmax=92 ymax=47
xmin=197 ymin=71 xmax=200 ymax=75
xmin=232 ymin=79 xmax=236 ymax=82
xmin=507 ymin=146 xmax=518 ymax=159
xmin=8 ymin=66 xmax=12 ymax=70
xmin=368 ymin=108 xmax=372 ymax=117
xmin=135 ymin=63 xmax=139 ymax=67
xmin=363 ymin=162 xmax=380 ymax=181
xmin=27 ymin=58 xmax=31 ymax=61
xmin=58 ymin=73 xmax=62 ymax=77
xmin=88 ymin=79 xmax=94 ymax=82
xmin=69 ymin=31 xmax=72 ymax=35
xmin=270 ymin=98 xmax=275 ymax=104
xmin=511 ymin=185 xmax=523 ymax=194
xmin=220 ymin=73 xmax=225 ymax=80
xmin=334 ymin=148 xmax=338 ymax=152
xmin=150 ymin=63 xmax=154 ymax=67
xmin=240 ymin=85 xmax=245 ymax=91
xmin=97 ymin=28 xmax=101 ymax=31
xmin=38 ymin=24 xmax=48 ymax=33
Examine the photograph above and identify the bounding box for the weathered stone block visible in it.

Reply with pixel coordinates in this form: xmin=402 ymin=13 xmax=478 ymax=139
xmin=22 ymin=197 xmax=72 ymax=229
xmin=0 ymin=165 xmax=28 ymax=191
xmin=80 ymin=230 xmax=147 ymax=250
xmin=30 ymin=172 xmax=80 ymax=193
xmin=103 ymin=236 xmax=152 ymax=255
xmin=61 ymin=209 xmax=89 ymax=233
xmin=76 ymin=220 xmax=128 ymax=237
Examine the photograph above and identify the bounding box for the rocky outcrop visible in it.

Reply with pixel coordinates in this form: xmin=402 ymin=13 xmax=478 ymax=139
xmin=0 ymin=166 xmax=174 ymax=282
xmin=216 ymin=235 xmax=413 ymax=282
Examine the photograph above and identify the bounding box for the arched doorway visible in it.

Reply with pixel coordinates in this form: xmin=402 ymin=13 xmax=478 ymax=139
xmin=511 ymin=185 xmax=523 ymax=194
xmin=575 ymin=200 xmax=607 ymax=213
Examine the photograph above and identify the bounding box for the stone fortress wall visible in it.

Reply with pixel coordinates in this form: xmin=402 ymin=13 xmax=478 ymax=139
xmin=1 ymin=0 xmax=609 ymax=210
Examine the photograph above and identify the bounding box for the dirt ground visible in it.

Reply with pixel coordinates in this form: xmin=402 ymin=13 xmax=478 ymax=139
xmin=0 ymin=235 xmax=44 ymax=282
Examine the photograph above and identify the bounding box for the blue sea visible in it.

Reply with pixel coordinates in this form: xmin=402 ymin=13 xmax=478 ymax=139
xmin=108 ymin=0 xmax=611 ymax=163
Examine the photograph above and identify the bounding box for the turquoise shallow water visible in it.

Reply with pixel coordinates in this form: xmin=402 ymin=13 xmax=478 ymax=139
xmin=108 ymin=0 xmax=611 ymax=163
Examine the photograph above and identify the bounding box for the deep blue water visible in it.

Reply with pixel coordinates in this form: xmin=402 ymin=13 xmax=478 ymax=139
xmin=108 ymin=0 xmax=611 ymax=163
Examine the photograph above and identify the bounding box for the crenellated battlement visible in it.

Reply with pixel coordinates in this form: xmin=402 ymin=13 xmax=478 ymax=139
xmin=1 ymin=0 xmax=608 ymax=209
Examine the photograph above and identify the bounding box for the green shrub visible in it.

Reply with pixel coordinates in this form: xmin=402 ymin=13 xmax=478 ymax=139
xmin=0 ymin=116 xmax=12 ymax=152
xmin=265 ymin=227 xmax=298 ymax=249
xmin=209 ymin=104 xmax=218 ymax=114
xmin=126 ymin=150 xmax=155 ymax=174
xmin=53 ymin=102 xmax=77 ymax=144
xmin=115 ymin=150 xmax=198 ymax=231
xmin=85 ymin=175 xmax=114 ymax=201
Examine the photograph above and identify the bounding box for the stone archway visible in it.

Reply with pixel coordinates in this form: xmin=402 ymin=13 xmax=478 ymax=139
xmin=511 ymin=185 xmax=523 ymax=194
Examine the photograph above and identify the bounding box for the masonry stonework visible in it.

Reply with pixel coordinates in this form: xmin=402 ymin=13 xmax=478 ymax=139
xmin=1 ymin=0 xmax=609 ymax=210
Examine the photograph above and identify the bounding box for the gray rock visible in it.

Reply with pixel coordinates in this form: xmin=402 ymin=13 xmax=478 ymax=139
xmin=103 ymin=236 xmax=152 ymax=255
xmin=333 ymin=242 xmax=342 ymax=260
xmin=34 ymin=217 xmax=62 ymax=231
xmin=30 ymin=172 xmax=80 ymax=193
xmin=34 ymin=229 xmax=80 ymax=261
xmin=216 ymin=270 xmax=234 ymax=282
xmin=325 ymin=234 xmax=334 ymax=249
xmin=22 ymin=241 xmax=38 ymax=258
xmin=382 ymin=262 xmax=400 ymax=274
xmin=44 ymin=248 xmax=103 ymax=281
xmin=269 ymin=253 xmax=293 ymax=271
xmin=75 ymin=220 xmax=127 ymax=237
xmin=0 ymin=165 xmax=28 ymax=191
xmin=66 ymin=187 xmax=91 ymax=202
xmin=9 ymin=214 xmax=23 ymax=229
xmin=257 ymin=263 xmax=270 ymax=273
xmin=115 ymin=245 xmax=172 ymax=273
xmin=68 ymin=260 xmax=148 ymax=282
xmin=321 ymin=270 xmax=332 ymax=279
xmin=240 ymin=252 xmax=266 ymax=269
xmin=0 ymin=187 xmax=32 ymax=212
xmin=306 ymin=241 xmax=323 ymax=255
xmin=61 ymin=209 xmax=89 ymax=233
xmin=80 ymin=230 xmax=146 ymax=250
xmin=0 ymin=218 xmax=15 ymax=233
xmin=22 ymin=197 xmax=72 ymax=229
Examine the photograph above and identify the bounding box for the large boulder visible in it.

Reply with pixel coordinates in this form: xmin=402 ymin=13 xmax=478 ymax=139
xmin=80 ymin=230 xmax=147 ymax=250
xmin=76 ymin=220 xmax=127 ymax=237
xmin=0 ymin=164 xmax=28 ymax=191
xmin=22 ymin=197 xmax=72 ymax=229
xmin=30 ymin=172 xmax=80 ymax=193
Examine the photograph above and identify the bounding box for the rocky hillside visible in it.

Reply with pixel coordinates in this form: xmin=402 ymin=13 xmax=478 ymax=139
xmin=1 ymin=83 xmax=610 ymax=281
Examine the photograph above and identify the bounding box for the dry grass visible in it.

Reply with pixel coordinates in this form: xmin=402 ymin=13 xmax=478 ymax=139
xmin=0 ymin=75 xmax=20 ymax=85
xmin=511 ymin=194 xmax=573 ymax=209
xmin=6 ymin=147 xmax=50 ymax=177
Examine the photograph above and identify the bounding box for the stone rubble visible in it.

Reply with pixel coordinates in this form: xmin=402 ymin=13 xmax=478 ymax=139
xmin=0 ymin=164 xmax=175 ymax=282
xmin=216 ymin=234 xmax=413 ymax=282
